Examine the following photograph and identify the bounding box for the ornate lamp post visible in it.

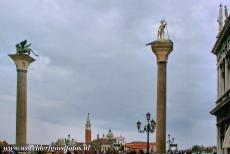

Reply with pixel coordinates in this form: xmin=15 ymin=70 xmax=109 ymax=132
xmin=167 ymin=134 xmax=174 ymax=151
xmin=136 ymin=112 xmax=156 ymax=154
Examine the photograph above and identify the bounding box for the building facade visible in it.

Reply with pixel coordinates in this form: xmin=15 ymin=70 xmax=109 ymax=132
xmin=91 ymin=129 xmax=125 ymax=153
xmin=211 ymin=5 xmax=230 ymax=154
xmin=123 ymin=141 xmax=156 ymax=153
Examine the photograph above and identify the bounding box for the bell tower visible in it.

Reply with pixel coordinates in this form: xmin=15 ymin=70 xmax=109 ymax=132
xmin=85 ymin=113 xmax=91 ymax=144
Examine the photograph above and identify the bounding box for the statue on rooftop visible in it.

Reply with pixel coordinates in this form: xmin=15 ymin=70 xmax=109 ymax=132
xmin=224 ymin=5 xmax=229 ymax=20
xmin=217 ymin=4 xmax=223 ymax=34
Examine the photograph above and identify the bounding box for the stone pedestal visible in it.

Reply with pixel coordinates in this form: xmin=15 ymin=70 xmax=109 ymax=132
xmin=9 ymin=54 xmax=35 ymax=145
xmin=150 ymin=40 xmax=173 ymax=154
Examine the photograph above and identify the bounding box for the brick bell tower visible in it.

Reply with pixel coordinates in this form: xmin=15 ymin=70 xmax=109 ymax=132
xmin=85 ymin=113 xmax=91 ymax=144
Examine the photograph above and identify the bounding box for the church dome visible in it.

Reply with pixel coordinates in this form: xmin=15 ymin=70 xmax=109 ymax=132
xmin=106 ymin=129 xmax=114 ymax=139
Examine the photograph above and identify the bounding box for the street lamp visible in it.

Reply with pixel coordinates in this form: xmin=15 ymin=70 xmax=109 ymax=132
xmin=136 ymin=112 xmax=156 ymax=154
xmin=167 ymin=133 xmax=175 ymax=151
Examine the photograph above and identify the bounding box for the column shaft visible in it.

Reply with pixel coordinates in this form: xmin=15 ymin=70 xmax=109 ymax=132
xmin=16 ymin=69 xmax=27 ymax=145
xmin=221 ymin=62 xmax=225 ymax=96
xmin=218 ymin=66 xmax=220 ymax=98
xmin=225 ymin=59 xmax=228 ymax=91
xmin=9 ymin=54 xmax=35 ymax=146
xmin=156 ymin=61 xmax=167 ymax=154
xmin=217 ymin=126 xmax=221 ymax=154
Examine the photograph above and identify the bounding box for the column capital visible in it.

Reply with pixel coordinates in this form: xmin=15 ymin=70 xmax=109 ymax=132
xmin=150 ymin=40 xmax=173 ymax=62
xmin=9 ymin=54 xmax=35 ymax=71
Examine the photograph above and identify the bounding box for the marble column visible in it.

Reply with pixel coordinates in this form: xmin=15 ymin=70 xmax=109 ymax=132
xmin=218 ymin=65 xmax=221 ymax=98
xmin=221 ymin=62 xmax=225 ymax=96
xmin=225 ymin=59 xmax=229 ymax=92
xmin=217 ymin=125 xmax=221 ymax=154
xmin=150 ymin=40 xmax=173 ymax=154
xmin=9 ymin=54 xmax=35 ymax=145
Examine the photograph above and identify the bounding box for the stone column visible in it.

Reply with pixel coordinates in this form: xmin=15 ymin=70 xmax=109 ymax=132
xmin=150 ymin=40 xmax=173 ymax=154
xmin=9 ymin=54 xmax=35 ymax=145
xmin=225 ymin=59 xmax=229 ymax=91
xmin=217 ymin=65 xmax=221 ymax=98
xmin=228 ymin=63 xmax=230 ymax=92
xmin=217 ymin=125 xmax=221 ymax=154
xmin=220 ymin=61 xmax=225 ymax=96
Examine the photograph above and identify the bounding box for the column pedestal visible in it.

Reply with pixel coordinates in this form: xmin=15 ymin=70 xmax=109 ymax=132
xmin=9 ymin=54 xmax=35 ymax=145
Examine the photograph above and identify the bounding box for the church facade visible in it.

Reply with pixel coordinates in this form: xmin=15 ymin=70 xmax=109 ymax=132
xmin=91 ymin=129 xmax=125 ymax=153
xmin=211 ymin=5 xmax=230 ymax=154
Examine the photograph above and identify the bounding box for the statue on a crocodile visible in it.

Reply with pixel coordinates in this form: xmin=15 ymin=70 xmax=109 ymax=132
xmin=16 ymin=40 xmax=38 ymax=56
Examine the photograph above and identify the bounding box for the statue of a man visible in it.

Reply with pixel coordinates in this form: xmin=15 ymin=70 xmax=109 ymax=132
xmin=158 ymin=20 xmax=167 ymax=40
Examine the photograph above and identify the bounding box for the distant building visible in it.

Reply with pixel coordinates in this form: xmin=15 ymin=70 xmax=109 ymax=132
xmin=190 ymin=145 xmax=217 ymax=153
xmin=85 ymin=113 xmax=91 ymax=145
xmin=91 ymin=129 xmax=125 ymax=152
xmin=51 ymin=134 xmax=82 ymax=146
xmin=52 ymin=114 xmax=126 ymax=153
xmin=0 ymin=140 xmax=8 ymax=146
xmin=210 ymin=4 xmax=230 ymax=154
xmin=0 ymin=140 xmax=8 ymax=154
xmin=123 ymin=141 xmax=156 ymax=153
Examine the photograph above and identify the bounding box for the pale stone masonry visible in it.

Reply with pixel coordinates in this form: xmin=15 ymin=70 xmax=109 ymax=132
xmin=210 ymin=14 xmax=230 ymax=154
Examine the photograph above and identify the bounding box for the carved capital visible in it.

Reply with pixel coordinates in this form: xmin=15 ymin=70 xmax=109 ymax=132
xmin=150 ymin=40 xmax=173 ymax=62
xmin=9 ymin=54 xmax=35 ymax=71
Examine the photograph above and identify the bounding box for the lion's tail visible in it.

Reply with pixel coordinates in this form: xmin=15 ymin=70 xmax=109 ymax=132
xmin=31 ymin=50 xmax=39 ymax=57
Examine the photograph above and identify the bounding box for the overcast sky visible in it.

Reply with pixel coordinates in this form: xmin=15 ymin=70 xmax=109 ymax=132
xmin=0 ymin=0 xmax=225 ymax=149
